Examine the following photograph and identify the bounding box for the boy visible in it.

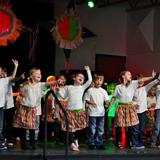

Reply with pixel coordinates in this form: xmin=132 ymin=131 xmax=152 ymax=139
xmin=85 ymin=73 xmax=109 ymax=149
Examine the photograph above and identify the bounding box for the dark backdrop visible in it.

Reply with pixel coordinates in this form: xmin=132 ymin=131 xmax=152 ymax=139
xmin=0 ymin=0 xmax=56 ymax=80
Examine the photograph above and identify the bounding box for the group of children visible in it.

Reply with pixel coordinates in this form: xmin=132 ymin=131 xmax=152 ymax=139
xmin=1 ymin=60 xmax=160 ymax=151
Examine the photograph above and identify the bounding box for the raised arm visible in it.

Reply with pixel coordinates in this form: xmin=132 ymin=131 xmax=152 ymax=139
xmin=83 ymin=66 xmax=92 ymax=89
xmin=8 ymin=59 xmax=19 ymax=80
xmin=145 ymin=73 xmax=160 ymax=92
xmin=141 ymin=70 xmax=156 ymax=82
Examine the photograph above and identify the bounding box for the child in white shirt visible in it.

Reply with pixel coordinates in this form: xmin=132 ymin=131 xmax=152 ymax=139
xmin=85 ymin=73 xmax=109 ymax=149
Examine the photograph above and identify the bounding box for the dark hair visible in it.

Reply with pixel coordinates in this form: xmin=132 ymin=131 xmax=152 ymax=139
xmin=136 ymin=74 xmax=144 ymax=80
xmin=93 ymin=73 xmax=104 ymax=82
xmin=119 ymin=70 xmax=130 ymax=84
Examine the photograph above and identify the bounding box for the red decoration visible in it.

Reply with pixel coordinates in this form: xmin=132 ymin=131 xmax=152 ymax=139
xmin=51 ymin=12 xmax=83 ymax=49
xmin=46 ymin=75 xmax=56 ymax=90
xmin=0 ymin=3 xmax=22 ymax=46
xmin=59 ymin=17 xmax=69 ymax=39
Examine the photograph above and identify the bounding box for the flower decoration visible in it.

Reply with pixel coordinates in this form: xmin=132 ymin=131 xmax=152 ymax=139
xmin=0 ymin=3 xmax=22 ymax=46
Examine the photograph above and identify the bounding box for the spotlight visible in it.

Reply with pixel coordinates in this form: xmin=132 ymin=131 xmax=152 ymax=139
xmin=87 ymin=0 xmax=95 ymax=8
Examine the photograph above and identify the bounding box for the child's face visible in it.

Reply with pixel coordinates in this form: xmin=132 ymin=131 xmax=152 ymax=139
xmin=123 ymin=71 xmax=132 ymax=82
xmin=74 ymin=74 xmax=85 ymax=85
xmin=58 ymin=75 xmax=66 ymax=86
xmin=31 ymin=70 xmax=42 ymax=82
xmin=94 ymin=78 xmax=103 ymax=88
xmin=138 ymin=78 xmax=144 ymax=87
xmin=150 ymin=87 xmax=156 ymax=95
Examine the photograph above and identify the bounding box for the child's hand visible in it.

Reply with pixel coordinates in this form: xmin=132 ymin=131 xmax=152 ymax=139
xmin=20 ymin=72 xmax=25 ymax=80
xmin=92 ymin=102 xmax=97 ymax=108
xmin=84 ymin=66 xmax=90 ymax=71
xmin=152 ymin=69 xmax=156 ymax=78
xmin=12 ymin=59 xmax=19 ymax=67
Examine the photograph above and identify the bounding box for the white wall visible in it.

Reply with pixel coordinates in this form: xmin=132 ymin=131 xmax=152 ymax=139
xmin=54 ymin=1 xmax=127 ymax=73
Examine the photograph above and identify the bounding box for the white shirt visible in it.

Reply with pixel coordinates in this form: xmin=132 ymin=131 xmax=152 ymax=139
xmin=58 ymin=69 xmax=92 ymax=110
xmin=5 ymin=83 xmax=15 ymax=109
xmin=0 ymin=77 xmax=9 ymax=108
xmin=147 ymin=96 xmax=156 ymax=109
xmin=20 ymin=82 xmax=46 ymax=115
xmin=114 ymin=80 xmax=138 ymax=103
xmin=85 ymin=87 xmax=109 ymax=117
xmin=133 ymin=79 xmax=159 ymax=113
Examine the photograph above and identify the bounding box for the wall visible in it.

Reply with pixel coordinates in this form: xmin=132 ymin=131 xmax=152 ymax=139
xmin=54 ymin=1 xmax=127 ymax=74
xmin=126 ymin=8 xmax=160 ymax=76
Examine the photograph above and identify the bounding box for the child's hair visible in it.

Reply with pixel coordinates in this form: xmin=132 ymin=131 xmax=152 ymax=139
xmin=136 ymin=74 xmax=144 ymax=80
xmin=57 ymin=73 xmax=66 ymax=80
xmin=72 ymin=72 xmax=84 ymax=80
xmin=93 ymin=73 xmax=104 ymax=82
xmin=119 ymin=70 xmax=130 ymax=83
xmin=29 ymin=67 xmax=40 ymax=77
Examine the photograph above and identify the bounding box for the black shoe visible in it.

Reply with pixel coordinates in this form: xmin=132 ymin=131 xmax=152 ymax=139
xmin=88 ymin=145 xmax=96 ymax=150
xmin=30 ymin=142 xmax=36 ymax=150
xmin=96 ymin=145 xmax=105 ymax=150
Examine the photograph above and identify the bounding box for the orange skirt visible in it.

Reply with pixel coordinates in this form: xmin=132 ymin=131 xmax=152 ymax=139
xmin=13 ymin=105 xmax=37 ymax=129
xmin=114 ymin=104 xmax=139 ymax=127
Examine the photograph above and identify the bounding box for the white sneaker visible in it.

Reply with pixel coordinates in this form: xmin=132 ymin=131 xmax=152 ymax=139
xmin=74 ymin=139 xmax=79 ymax=148
xmin=70 ymin=143 xmax=79 ymax=151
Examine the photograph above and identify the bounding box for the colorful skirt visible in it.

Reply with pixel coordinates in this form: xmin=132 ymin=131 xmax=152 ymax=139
xmin=13 ymin=105 xmax=37 ymax=129
xmin=114 ymin=104 xmax=139 ymax=127
xmin=61 ymin=109 xmax=88 ymax=132
xmin=146 ymin=109 xmax=155 ymax=131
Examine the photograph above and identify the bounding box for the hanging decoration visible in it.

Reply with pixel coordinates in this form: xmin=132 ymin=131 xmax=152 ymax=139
xmin=51 ymin=11 xmax=83 ymax=49
xmin=0 ymin=2 xmax=22 ymax=46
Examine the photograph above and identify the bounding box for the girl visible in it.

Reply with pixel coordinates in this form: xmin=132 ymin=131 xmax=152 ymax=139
xmin=56 ymin=66 xmax=92 ymax=151
xmin=13 ymin=67 xmax=58 ymax=149
xmin=110 ymin=70 xmax=155 ymax=149
xmin=146 ymin=86 xmax=157 ymax=143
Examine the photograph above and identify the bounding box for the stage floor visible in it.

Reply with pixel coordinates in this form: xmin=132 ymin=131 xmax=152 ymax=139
xmin=1 ymin=140 xmax=160 ymax=160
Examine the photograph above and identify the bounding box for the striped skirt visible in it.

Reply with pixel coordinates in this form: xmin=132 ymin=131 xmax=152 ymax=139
xmin=61 ymin=109 xmax=88 ymax=132
xmin=114 ymin=104 xmax=139 ymax=127
xmin=13 ymin=105 xmax=37 ymax=129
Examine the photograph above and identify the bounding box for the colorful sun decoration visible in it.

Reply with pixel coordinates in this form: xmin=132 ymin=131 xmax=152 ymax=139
xmin=52 ymin=12 xmax=83 ymax=49
xmin=0 ymin=3 xmax=22 ymax=46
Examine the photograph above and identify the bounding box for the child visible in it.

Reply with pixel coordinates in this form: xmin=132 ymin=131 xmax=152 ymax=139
xmin=133 ymin=72 xmax=159 ymax=148
xmin=2 ymin=68 xmax=25 ymax=148
xmin=13 ymin=67 xmax=58 ymax=149
xmin=85 ymin=73 xmax=109 ymax=149
xmin=111 ymin=70 xmax=155 ymax=149
xmin=56 ymin=66 xmax=92 ymax=151
xmin=0 ymin=59 xmax=18 ymax=150
xmin=151 ymin=84 xmax=160 ymax=148
xmin=146 ymin=86 xmax=156 ymax=143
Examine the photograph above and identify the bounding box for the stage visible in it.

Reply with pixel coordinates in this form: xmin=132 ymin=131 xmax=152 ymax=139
xmin=1 ymin=140 xmax=160 ymax=160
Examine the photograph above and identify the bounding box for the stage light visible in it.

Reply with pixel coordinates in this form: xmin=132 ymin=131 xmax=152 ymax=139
xmin=87 ymin=0 xmax=95 ymax=8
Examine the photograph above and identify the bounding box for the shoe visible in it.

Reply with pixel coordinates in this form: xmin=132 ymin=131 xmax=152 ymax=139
xmin=88 ymin=145 xmax=96 ymax=150
xmin=30 ymin=141 xmax=36 ymax=150
xmin=117 ymin=143 xmax=124 ymax=149
xmin=96 ymin=145 xmax=106 ymax=150
xmin=135 ymin=144 xmax=145 ymax=149
xmin=0 ymin=143 xmax=7 ymax=150
xmin=150 ymin=143 xmax=157 ymax=148
xmin=131 ymin=144 xmax=145 ymax=149
xmin=7 ymin=143 xmax=14 ymax=148
xmin=70 ymin=143 xmax=79 ymax=151
xmin=74 ymin=139 xmax=79 ymax=148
